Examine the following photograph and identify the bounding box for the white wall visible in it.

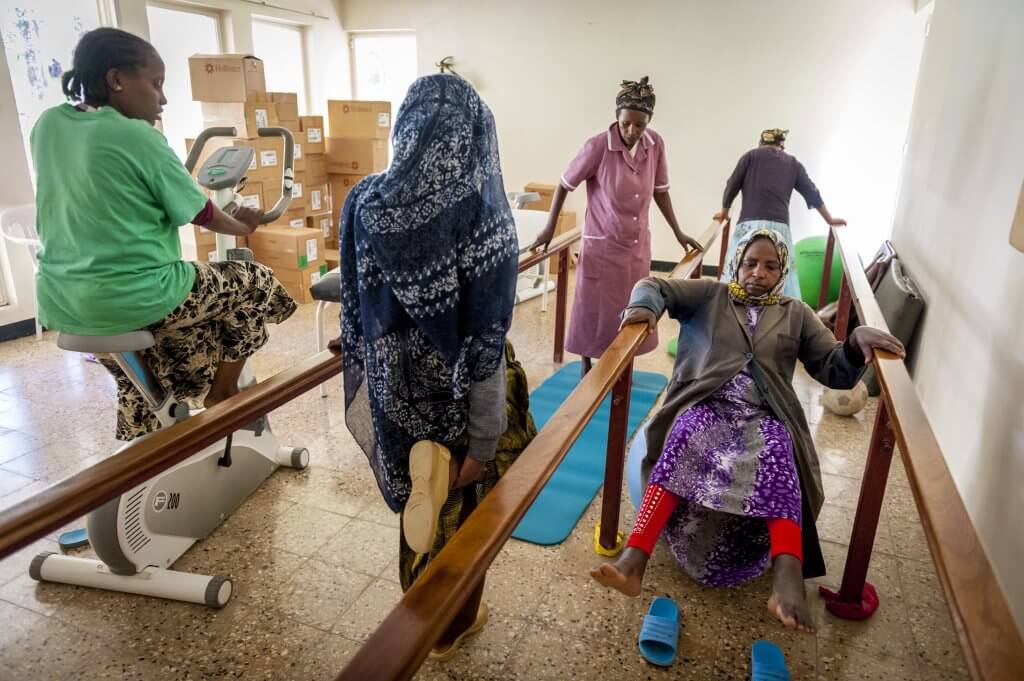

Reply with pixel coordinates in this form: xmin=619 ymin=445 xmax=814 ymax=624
xmin=0 ymin=43 xmax=42 ymax=328
xmin=340 ymin=0 xmax=928 ymax=264
xmin=889 ymin=0 xmax=1024 ymax=629
xmin=0 ymin=0 xmax=350 ymax=330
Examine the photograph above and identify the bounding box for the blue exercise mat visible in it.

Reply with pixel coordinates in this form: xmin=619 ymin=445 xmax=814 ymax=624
xmin=513 ymin=361 xmax=668 ymax=545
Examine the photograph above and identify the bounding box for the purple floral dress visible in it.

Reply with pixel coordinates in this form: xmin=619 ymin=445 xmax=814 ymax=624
xmin=649 ymin=306 xmax=802 ymax=587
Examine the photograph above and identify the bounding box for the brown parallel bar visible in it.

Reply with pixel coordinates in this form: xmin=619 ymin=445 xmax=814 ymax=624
xmin=828 ymin=225 xmax=1024 ymax=681
xmin=598 ymin=362 xmax=634 ymax=550
xmin=717 ymin=218 xmax=731 ymax=275
xmin=818 ymin=227 xmax=836 ymax=310
xmin=553 ymin=248 xmax=569 ymax=363
xmin=0 ymin=350 xmax=341 ymax=561
xmin=834 ymin=272 xmax=853 ymax=341
xmin=837 ymin=399 xmax=896 ymax=600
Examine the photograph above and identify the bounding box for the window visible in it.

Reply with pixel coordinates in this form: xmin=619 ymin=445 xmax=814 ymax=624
xmin=251 ymin=19 xmax=307 ymax=114
xmin=350 ymin=32 xmax=417 ymax=122
xmin=146 ymin=3 xmax=222 ymax=159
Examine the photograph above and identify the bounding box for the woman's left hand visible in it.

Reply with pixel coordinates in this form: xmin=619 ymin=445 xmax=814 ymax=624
xmin=848 ymin=327 xmax=906 ymax=362
xmin=451 ymin=457 xmax=485 ymax=488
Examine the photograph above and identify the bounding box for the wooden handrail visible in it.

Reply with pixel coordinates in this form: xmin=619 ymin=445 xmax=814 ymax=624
xmin=335 ymin=219 xmax=727 ymax=681
xmin=0 ymin=231 xmax=584 ymax=563
xmin=821 ymin=227 xmax=1024 ymax=681
xmin=0 ymin=350 xmax=341 ymax=561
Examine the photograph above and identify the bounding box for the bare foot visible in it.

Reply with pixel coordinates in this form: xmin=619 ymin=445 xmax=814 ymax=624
xmin=589 ymin=547 xmax=648 ymax=597
xmin=767 ymin=554 xmax=815 ymax=633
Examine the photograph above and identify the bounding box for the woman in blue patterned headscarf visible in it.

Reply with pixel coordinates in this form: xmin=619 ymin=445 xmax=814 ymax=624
xmin=338 ymin=74 xmax=537 ymax=658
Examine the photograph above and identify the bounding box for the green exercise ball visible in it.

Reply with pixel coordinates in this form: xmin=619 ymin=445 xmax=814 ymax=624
xmin=668 ymin=337 xmax=678 ymax=357
xmin=794 ymin=236 xmax=844 ymax=308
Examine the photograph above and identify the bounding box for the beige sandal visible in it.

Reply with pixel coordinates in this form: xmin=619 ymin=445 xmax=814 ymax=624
xmin=429 ymin=601 xmax=489 ymax=661
xmin=403 ymin=441 xmax=452 ymax=554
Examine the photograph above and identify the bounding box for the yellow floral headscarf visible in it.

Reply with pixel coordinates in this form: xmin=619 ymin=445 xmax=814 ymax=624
xmin=726 ymin=228 xmax=790 ymax=306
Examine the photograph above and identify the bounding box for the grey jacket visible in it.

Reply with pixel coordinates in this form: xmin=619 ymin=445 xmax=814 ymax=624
xmin=629 ymin=278 xmax=866 ymax=517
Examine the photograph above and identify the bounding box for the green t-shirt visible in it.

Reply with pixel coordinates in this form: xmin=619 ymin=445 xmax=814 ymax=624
xmin=31 ymin=104 xmax=208 ymax=335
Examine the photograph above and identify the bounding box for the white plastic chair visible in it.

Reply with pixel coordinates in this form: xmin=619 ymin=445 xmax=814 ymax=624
xmin=0 ymin=204 xmax=42 ymax=339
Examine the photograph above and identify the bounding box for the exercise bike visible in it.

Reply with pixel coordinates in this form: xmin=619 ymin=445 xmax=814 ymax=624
xmin=29 ymin=126 xmax=308 ymax=608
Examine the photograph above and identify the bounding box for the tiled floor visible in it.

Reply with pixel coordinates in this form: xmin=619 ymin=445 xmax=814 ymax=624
xmin=0 ymin=283 xmax=969 ymax=680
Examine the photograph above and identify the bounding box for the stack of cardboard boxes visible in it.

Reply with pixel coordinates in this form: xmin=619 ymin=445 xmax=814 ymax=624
xmin=324 ymin=99 xmax=392 ymax=260
xmin=186 ymin=54 xmax=329 ymax=303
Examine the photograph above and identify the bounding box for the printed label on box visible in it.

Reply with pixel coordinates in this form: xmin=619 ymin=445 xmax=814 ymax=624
xmin=378 ymin=113 xmax=390 ymax=127
xmin=294 ymin=143 xmax=302 ymax=159
xmin=241 ymin=193 xmax=260 ymax=209
xmin=312 ymin=271 xmax=323 ymax=285
xmin=260 ymin=150 xmax=278 ymax=167
xmin=306 ymin=238 xmax=318 ymax=262
xmin=319 ymin=217 xmax=330 ymax=238
xmin=254 ymin=108 xmax=270 ymax=129
xmin=248 ymin=155 xmax=257 ymax=171
xmin=311 ymin=189 xmax=322 ymax=211
xmin=289 ymin=218 xmax=305 ymax=229
xmin=307 ymin=127 xmax=322 ymax=143
xmin=207 ymin=250 xmax=218 ymax=262
xmin=292 ymin=182 xmax=303 ymax=198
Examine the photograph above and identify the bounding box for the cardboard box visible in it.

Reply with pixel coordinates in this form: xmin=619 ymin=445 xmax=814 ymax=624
xmin=201 ymin=102 xmax=278 ymax=139
xmin=238 ymin=181 xmax=263 ymax=211
xmin=265 ymin=170 xmax=306 ymax=213
xmin=300 ymin=116 xmax=326 ymax=154
xmin=328 ymin=174 xmax=367 ymax=222
xmin=523 ymin=183 xmax=557 ymax=211
xmin=268 ymin=92 xmax=299 ymax=122
xmin=250 ymin=226 xmax=325 ymax=270
xmin=307 ymin=183 xmax=330 ymax=214
xmin=306 ymin=154 xmax=327 ymax=185
xmin=272 ymin=212 xmax=309 ymax=229
xmin=189 ymin=54 xmax=265 ymax=102
xmin=307 ymin=213 xmax=334 ymax=243
xmin=324 ymin=247 xmax=340 ymax=270
xmin=327 ymin=100 xmax=392 ymax=139
xmin=292 ymin=140 xmax=306 ymax=172
xmin=326 ymin=138 xmax=388 ymax=174
xmin=274 ymin=261 xmax=329 ymax=304
xmin=234 ymin=137 xmax=293 ymax=186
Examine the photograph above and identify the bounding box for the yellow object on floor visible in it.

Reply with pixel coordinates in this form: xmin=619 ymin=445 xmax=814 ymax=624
xmin=593 ymin=521 xmax=625 ymax=556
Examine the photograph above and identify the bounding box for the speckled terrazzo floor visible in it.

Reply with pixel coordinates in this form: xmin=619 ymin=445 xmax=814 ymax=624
xmin=0 ymin=276 xmax=969 ymax=680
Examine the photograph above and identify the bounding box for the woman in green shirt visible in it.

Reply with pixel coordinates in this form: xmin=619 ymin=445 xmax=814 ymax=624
xmin=32 ymin=28 xmax=296 ymax=440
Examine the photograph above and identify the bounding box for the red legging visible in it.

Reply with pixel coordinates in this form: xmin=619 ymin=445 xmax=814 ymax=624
xmin=625 ymin=484 xmax=802 ymax=562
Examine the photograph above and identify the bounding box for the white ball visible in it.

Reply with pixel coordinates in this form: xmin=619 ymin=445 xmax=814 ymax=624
xmin=821 ymin=382 xmax=869 ymax=416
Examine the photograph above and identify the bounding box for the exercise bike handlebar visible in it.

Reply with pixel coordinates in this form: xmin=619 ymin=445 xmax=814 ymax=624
xmin=257 ymin=127 xmax=295 ymax=225
xmin=183 ymin=126 xmax=295 ymax=225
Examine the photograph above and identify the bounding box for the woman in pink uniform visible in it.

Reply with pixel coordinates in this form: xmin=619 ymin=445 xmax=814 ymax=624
xmin=531 ymin=77 xmax=702 ymax=376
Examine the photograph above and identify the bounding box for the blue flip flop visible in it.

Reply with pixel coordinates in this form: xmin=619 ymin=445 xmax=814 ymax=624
xmin=751 ymin=640 xmax=791 ymax=681
xmin=58 ymin=528 xmax=89 ymax=551
xmin=638 ymin=596 xmax=680 ymax=666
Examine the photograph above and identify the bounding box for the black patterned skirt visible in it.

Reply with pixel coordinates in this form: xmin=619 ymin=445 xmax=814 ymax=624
xmin=98 ymin=261 xmax=297 ymax=440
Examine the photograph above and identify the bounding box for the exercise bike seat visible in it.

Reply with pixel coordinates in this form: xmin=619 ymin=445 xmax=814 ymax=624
xmin=58 ymin=331 xmax=156 ymax=354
